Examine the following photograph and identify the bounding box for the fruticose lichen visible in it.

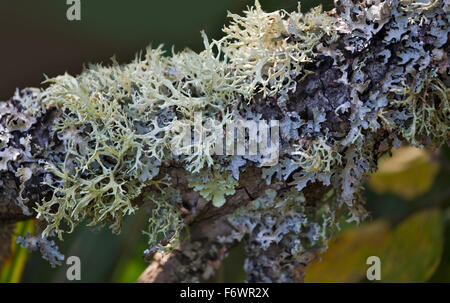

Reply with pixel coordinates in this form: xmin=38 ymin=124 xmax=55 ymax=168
xmin=28 ymin=1 xmax=343 ymax=242
xmin=1 ymin=0 xmax=448 ymax=281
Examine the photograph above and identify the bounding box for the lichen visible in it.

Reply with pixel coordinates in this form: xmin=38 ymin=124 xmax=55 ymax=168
xmin=219 ymin=188 xmax=336 ymax=282
xmin=187 ymin=166 xmax=238 ymax=207
xmin=2 ymin=0 xmax=448 ymax=279
xmin=17 ymin=232 xmax=65 ymax=267
xmin=222 ymin=1 xmax=338 ymax=97
xmin=31 ymin=0 xmax=341 ymax=242
xmin=143 ymin=185 xmax=184 ymax=256
xmin=0 ymin=88 xmax=60 ymax=217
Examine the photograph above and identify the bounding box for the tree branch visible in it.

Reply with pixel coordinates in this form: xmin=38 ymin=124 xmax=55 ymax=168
xmin=1 ymin=0 xmax=448 ymax=282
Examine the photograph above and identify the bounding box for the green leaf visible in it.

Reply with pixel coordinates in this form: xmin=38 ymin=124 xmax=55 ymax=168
xmin=0 ymin=220 xmax=35 ymax=283
xmin=381 ymin=208 xmax=444 ymax=282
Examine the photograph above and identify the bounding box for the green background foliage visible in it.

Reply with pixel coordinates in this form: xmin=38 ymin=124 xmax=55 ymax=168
xmin=1 ymin=0 xmax=449 ymax=282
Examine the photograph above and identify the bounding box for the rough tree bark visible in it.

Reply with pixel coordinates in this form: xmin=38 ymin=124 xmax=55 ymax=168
xmin=0 ymin=0 xmax=448 ymax=282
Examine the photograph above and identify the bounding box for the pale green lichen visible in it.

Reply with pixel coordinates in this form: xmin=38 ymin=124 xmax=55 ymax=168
xmin=222 ymin=1 xmax=338 ymax=97
xmin=390 ymin=76 xmax=450 ymax=147
xmin=187 ymin=166 xmax=238 ymax=207
xmin=33 ymin=1 xmax=336 ymax=241
xmin=292 ymin=138 xmax=342 ymax=173
xmin=220 ymin=188 xmax=336 ymax=282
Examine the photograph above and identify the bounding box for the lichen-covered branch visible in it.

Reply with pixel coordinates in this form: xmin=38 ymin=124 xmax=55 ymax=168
xmin=1 ymin=0 xmax=449 ymax=281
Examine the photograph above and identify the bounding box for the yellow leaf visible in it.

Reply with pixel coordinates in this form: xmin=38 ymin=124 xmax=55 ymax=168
xmin=305 ymin=220 xmax=390 ymax=283
xmin=369 ymin=146 xmax=439 ymax=199
xmin=0 ymin=220 xmax=35 ymax=283
xmin=305 ymin=209 xmax=444 ymax=283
